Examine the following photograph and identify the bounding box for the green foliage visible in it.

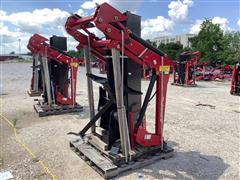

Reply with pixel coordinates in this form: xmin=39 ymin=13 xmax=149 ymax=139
xmin=158 ymin=42 xmax=183 ymax=60
xmin=219 ymin=32 xmax=240 ymax=65
xmin=189 ymin=19 xmax=240 ymax=65
xmin=33 ymin=173 xmax=46 ymax=180
xmin=12 ymin=117 xmax=18 ymax=127
xmin=0 ymin=158 xmax=3 ymax=166
xmin=190 ymin=19 xmax=224 ymax=63
xmin=67 ymin=50 xmax=84 ymax=58
xmin=182 ymin=46 xmax=192 ymax=52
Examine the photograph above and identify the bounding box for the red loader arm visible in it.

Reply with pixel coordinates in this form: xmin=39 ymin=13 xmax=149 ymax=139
xmin=65 ymin=3 xmax=171 ymax=147
xmin=27 ymin=34 xmax=82 ymax=105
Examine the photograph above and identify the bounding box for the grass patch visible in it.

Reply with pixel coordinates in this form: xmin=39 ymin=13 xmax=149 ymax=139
xmin=33 ymin=173 xmax=46 ymax=180
xmin=12 ymin=117 xmax=18 ymax=127
xmin=0 ymin=158 xmax=3 ymax=166
xmin=17 ymin=59 xmax=32 ymax=63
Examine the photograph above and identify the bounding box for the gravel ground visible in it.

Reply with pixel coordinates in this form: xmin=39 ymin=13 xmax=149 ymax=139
xmin=0 ymin=62 xmax=239 ymax=180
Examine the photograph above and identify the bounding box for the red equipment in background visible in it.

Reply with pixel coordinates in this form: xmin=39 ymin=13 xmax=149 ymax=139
xmin=216 ymin=65 xmax=233 ymax=80
xmin=65 ymin=3 xmax=173 ymax=178
xmin=172 ymin=51 xmax=200 ymax=86
xmin=27 ymin=34 xmax=83 ymax=116
xmin=196 ymin=62 xmax=213 ymax=81
xmin=230 ymin=63 xmax=240 ymax=95
xmin=196 ymin=62 xmax=233 ymax=81
xmin=0 ymin=55 xmax=21 ymax=61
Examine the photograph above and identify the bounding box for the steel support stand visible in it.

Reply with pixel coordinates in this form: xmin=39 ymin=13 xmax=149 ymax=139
xmin=33 ymin=54 xmax=39 ymax=91
xmin=42 ymin=53 xmax=52 ymax=105
xmin=111 ymin=48 xmax=130 ymax=162
xmin=84 ymin=45 xmax=96 ymax=133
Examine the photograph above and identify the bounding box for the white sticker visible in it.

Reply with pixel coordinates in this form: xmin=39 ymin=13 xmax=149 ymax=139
xmin=144 ymin=134 xmax=151 ymax=140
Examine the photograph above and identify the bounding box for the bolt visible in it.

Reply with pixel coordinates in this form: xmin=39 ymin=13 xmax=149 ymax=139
xmin=106 ymin=28 xmax=111 ymax=33
xmin=98 ymin=17 xmax=103 ymax=23
xmin=153 ymin=60 xmax=157 ymax=65
xmin=116 ymin=44 xmax=120 ymax=49
xmin=114 ymin=16 xmax=119 ymax=21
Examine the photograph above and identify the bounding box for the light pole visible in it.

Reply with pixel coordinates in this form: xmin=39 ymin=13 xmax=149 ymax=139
xmin=2 ymin=35 xmax=6 ymax=55
xmin=18 ymin=38 xmax=21 ymax=55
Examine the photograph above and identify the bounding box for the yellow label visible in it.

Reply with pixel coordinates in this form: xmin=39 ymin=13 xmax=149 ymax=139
xmin=159 ymin=65 xmax=170 ymax=73
xmin=70 ymin=62 xmax=79 ymax=68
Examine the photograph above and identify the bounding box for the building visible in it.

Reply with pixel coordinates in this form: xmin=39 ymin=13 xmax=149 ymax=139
xmin=152 ymin=34 xmax=196 ymax=48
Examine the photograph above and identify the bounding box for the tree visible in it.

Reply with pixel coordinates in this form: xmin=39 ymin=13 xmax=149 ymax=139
xmin=219 ymin=32 xmax=240 ymax=65
xmin=158 ymin=42 xmax=183 ymax=60
xmin=182 ymin=46 xmax=192 ymax=52
xmin=67 ymin=50 xmax=84 ymax=58
xmin=189 ymin=19 xmax=224 ymax=64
